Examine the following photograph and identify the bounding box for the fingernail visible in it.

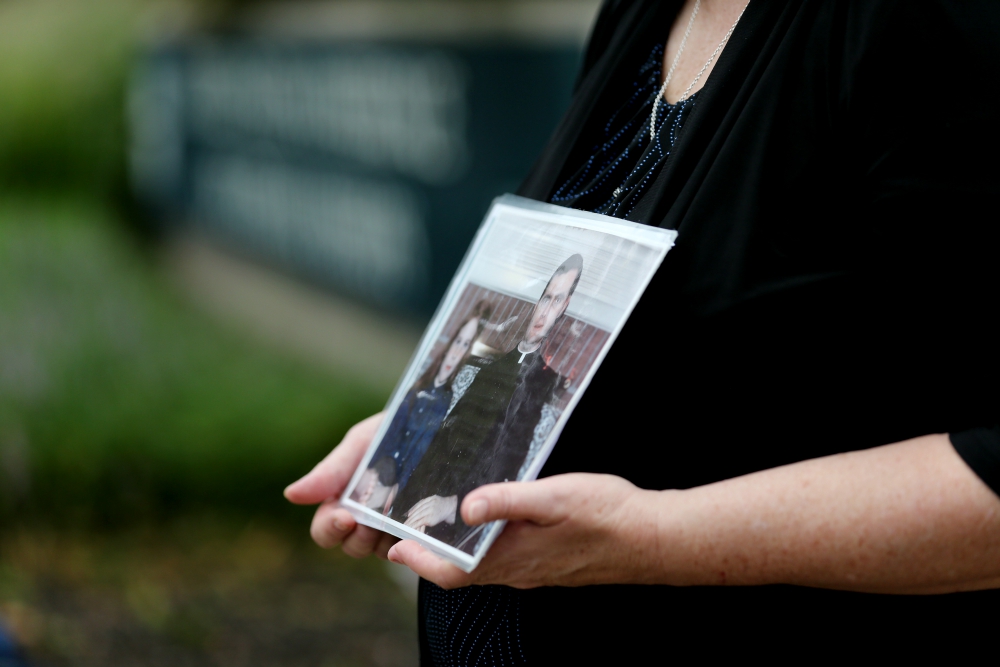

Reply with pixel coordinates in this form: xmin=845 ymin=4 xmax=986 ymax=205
xmin=333 ymin=517 xmax=348 ymax=532
xmin=467 ymin=499 xmax=488 ymax=524
xmin=387 ymin=548 xmax=402 ymax=564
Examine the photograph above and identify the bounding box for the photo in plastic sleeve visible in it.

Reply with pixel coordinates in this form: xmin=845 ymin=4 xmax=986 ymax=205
xmin=342 ymin=195 xmax=676 ymax=571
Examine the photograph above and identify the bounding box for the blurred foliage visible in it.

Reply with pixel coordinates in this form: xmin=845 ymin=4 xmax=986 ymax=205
xmin=0 ymin=0 xmax=148 ymax=197
xmin=0 ymin=197 xmax=383 ymax=526
xmin=0 ymin=0 xmax=387 ymax=528
xmin=0 ymin=2 xmax=428 ymax=660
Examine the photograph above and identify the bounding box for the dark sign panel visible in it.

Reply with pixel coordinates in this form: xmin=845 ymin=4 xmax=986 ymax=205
xmin=129 ymin=42 xmax=581 ymax=318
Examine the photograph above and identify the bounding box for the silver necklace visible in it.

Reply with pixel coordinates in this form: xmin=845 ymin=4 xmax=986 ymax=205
xmin=650 ymin=0 xmax=748 ymax=142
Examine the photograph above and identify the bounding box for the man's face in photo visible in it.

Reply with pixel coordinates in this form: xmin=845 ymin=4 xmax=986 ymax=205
xmin=525 ymin=269 xmax=579 ymax=346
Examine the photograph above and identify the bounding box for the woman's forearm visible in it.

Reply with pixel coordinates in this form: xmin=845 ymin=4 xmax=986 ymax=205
xmin=643 ymin=434 xmax=1000 ymax=593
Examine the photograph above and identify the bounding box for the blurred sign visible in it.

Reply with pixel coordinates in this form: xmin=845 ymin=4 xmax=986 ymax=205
xmin=129 ymin=40 xmax=582 ymax=318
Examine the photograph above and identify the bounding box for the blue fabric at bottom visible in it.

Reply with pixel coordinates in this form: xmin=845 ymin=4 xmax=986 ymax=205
xmin=0 ymin=622 xmax=27 ymax=666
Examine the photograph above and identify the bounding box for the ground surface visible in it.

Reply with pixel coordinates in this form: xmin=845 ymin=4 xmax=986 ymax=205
xmin=0 ymin=521 xmax=418 ymax=667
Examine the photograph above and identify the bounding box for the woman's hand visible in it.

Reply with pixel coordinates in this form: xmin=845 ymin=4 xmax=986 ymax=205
xmin=388 ymin=473 xmax=655 ymax=589
xmin=284 ymin=413 xmax=399 ymax=559
xmin=388 ymin=436 xmax=1000 ymax=594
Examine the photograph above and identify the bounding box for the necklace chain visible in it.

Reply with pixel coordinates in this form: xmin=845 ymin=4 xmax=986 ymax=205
xmin=650 ymin=0 xmax=748 ymax=142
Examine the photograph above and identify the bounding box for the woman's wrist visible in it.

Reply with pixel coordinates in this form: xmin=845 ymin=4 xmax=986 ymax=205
xmin=615 ymin=487 xmax=694 ymax=586
xmin=642 ymin=485 xmax=768 ymax=587
xmin=627 ymin=483 xmax=800 ymax=588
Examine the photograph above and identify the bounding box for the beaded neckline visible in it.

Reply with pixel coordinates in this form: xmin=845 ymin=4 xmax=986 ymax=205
xmin=550 ymin=43 xmax=698 ymax=220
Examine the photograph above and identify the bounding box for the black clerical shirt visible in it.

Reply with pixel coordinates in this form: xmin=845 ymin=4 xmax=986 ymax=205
xmin=392 ymin=348 xmax=559 ymax=548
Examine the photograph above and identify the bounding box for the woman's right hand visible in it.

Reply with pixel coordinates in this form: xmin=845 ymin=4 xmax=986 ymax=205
xmin=284 ymin=413 xmax=399 ymax=559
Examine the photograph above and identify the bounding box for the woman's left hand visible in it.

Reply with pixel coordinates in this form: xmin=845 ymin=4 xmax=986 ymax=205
xmin=387 ymin=473 xmax=656 ymax=589
xmin=388 ymin=437 xmax=1000 ymax=593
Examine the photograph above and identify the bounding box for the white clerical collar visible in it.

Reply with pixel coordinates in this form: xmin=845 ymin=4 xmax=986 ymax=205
xmin=516 ymin=341 xmax=540 ymax=364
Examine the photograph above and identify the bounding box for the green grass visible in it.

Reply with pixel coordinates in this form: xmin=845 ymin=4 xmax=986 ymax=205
xmin=0 ymin=197 xmax=383 ymax=526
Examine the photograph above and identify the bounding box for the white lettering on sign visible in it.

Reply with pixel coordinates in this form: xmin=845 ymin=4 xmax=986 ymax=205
xmin=192 ymin=155 xmax=429 ymax=304
xmin=188 ymin=52 xmax=468 ymax=184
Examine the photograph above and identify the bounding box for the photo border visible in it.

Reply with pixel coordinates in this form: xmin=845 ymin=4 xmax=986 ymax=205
xmin=341 ymin=194 xmax=677 ymax=572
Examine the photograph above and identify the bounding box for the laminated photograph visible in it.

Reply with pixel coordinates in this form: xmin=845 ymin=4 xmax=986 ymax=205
xmin=341 ymin=195 xmax=677 ymax=572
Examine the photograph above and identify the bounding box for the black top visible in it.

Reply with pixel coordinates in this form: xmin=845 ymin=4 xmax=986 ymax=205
xmin=418 ymin=1 xmax=1000 ymax=663
xmin=550 ymin=42 xmax=699 ymax=217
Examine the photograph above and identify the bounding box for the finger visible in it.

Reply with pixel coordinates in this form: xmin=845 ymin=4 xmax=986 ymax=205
xmin=403 ymin=516 xmax=427 ymax=530
xmin=406 ymin=498 xmax=431 ymax=516
xmin=382 ymin=486 xmax=398 ymax=514
xmin=310 ymin=501 xmax=357 ymax=549
xmin=405 ymin=504 xmax=434 ymax=526
xmin=403 ymin=506 xmax=436 ymax=527
xmin=285 ymin=413 xmax=384 ymax=504
xmin=374 ymin=532 xmax=400 ymax=560
xmin=462 ymin=478 xmax=570 ymax=526
xmin=341 ymin=524 xmax=384 ymax=559
xmin=388 ymin=541 xmax=472 ymax=589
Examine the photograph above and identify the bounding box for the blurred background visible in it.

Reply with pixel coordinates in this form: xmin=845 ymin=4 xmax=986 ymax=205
xmin=0 ymin=0 xmax=597 ymax=664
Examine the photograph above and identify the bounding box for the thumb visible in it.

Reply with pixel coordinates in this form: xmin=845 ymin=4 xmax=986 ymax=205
xmin=284 ymin=413 xmax=384 ymax=505
xmin=461 ymin=478 xmax=570 ymax=526
xmin=284 ymin=449 xmax=349 ymax=505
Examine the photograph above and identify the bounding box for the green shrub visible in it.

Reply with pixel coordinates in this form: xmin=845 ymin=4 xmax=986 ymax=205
xmin=0 ymin=197 xmax=383 ymax=526
xmin=0 ymin=0 xmax=150 ymax=197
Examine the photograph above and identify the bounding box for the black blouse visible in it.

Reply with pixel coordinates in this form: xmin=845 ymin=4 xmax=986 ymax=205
xmin=419 ymin=1 xmax=1000 ymax=663
xmin=550 ymin=42 xmax=699 ymax=217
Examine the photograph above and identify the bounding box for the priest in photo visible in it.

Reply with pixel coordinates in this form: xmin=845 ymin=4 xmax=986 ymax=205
xmin=390 ymin=254 xmax=584 ymax=550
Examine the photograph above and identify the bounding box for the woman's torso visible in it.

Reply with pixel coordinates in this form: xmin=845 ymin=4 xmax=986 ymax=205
xmin=419 ymin=1 xmax=1000 ymax=662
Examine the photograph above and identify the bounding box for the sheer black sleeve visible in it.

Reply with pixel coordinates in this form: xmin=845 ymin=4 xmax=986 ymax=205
xmin=847 ymin=2 xmax=1000 ymax=498
xmin=574 ymin=0 xmax=635 ymax=90
xmin=951 ymin=428 xmax=1000 ymax=497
